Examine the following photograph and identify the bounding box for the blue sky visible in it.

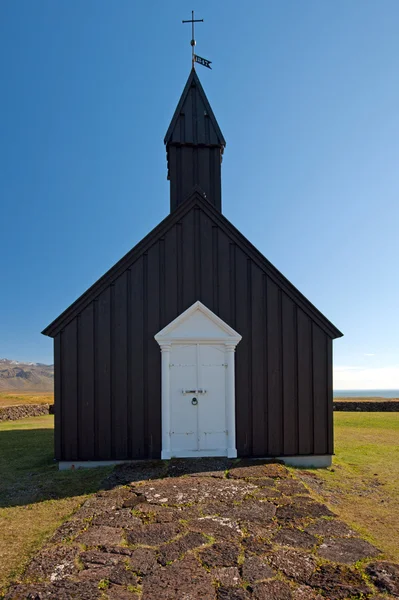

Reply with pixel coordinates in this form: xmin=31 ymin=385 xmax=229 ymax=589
xmin=1 ymin=1 xmax=398 ymax=389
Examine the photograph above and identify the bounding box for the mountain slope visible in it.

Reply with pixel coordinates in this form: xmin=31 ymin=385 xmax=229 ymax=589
xmin=0 ymin=359 xmax=54 ymax=392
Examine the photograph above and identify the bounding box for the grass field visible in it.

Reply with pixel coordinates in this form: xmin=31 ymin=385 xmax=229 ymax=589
xmin=299 ymin=412 xmax=399 ymax=561
xmin=0 ymin=392 xmax=54 ymax=408
xmin=0 ymin=412 xmax=398 ymax=594
xmin=0 ymin=415 xmax=111 ymax=593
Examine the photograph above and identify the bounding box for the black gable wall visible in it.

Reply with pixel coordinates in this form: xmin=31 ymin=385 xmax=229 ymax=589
xmin=54 ymin=204 xmax=333 ymax=461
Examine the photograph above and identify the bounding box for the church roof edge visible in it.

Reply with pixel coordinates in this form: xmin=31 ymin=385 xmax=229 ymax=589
xmin=42 ymin=191 xmax=343 ymax=340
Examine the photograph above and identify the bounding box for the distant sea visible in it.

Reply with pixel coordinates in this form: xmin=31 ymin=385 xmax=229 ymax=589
xmin=334 ymin=390 xmax=399 ymax=398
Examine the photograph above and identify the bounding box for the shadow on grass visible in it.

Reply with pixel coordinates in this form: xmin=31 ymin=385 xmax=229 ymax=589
xmin=0 ymin=426 xmax=286 ymax=509
xmin=0 ymin=428 xmax=112 ymax=509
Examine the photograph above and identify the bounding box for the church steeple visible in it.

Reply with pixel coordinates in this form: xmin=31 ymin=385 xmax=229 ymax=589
xmin=164 ymin=68 xmax=226 ymax=213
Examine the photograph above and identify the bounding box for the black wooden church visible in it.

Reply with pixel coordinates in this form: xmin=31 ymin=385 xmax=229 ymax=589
xmin=43 ymin=67 xmax=342 ymax=469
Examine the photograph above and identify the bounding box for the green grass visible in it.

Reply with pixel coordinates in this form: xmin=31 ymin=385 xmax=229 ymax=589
xmin=301 ymin=412 xmax=399 ymax=561
xmin=0 ymin=415 xmax=112 ymax=593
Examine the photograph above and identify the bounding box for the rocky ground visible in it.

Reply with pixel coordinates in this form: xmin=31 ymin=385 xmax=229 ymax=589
xmin=4 ymin=459 xmax=399 ymax=599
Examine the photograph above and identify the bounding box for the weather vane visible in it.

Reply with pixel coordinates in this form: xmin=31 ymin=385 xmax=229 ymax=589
xmin=182 ymin=10 xmax=212 ymax=70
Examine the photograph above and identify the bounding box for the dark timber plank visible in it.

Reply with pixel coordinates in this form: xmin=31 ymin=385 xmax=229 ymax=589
xmin=266 ymin=277 xmax=282 ymax=456
xmin=199 ymin=210 xmax=214 ymax=309
xmin=54 ymin=334 xmax=62 ymax=460
xmin=262 ymin=274 xmax=269 ymax=454
xmin=212 ymin=226 xmax=219 ymax=312
xmin=217 ymin=230 xmax=231 ymax=325
xmin=146 ymin=244 xmax=161 ymax=458
xmin=182 ymin=147 xmax=194 ymax=204
xmin=158 ymin=237 xmax=166 ymax=328
xmin=130 ymin=258 xmax=145 ymax=458
xmin=229 ymin=243 xmax=237 ymax=329
xmin=297 ymin=309 xmax=313 ymax=454
xmin=313 ymin=323 xmax=328 ymax=455
xmin=251 ymin=263 xmax=266 ymax=456
xmin=185 ymin=94 xmax=193 ymax=141
xmin=112 ymin=272 xmax=128 ymax=459
xmin=181 ymin=209 xmax=196 ymax=309
xmin=282 ymin=293 xmax=297 ymax=455
xmin=235 ymin=247 xmax=251 ymax=456
xmin=169 ymin=147 xmax=178 ymax=212
xmin=176 ymin=222 xmax=183 ymax=314
xmin=95 ymin=288 xmax=112 ymax=459
xmin=194 ymin=206 xmax=201 ymax=298
xmin=198 ymin=149 xmax=210 ymax=205
xmin=327 ymin=337 xmax=333 ymax=455
xmin=78 ymin=305 xmax=95 ymax=460
xmin=61 ymin=319 xmax=78 ymax=460
xmin=164 ymin=227 xmax=178 ymax=327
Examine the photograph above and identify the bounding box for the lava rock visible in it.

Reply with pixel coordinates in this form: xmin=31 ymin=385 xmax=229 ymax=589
xmin=366 ymin=561 xmax=399 ymax=596
xmin=241 ymin=555 xmax=275 ymax=583
xmin=157 ymin=532 xmax=208 ymax=565
xmin=317 ymin=537 xmax=381 ymax=564
xmin=252 ymin=579 xmax=293 ymax=600
xmin=309 ymin=564 xmax=371 ymax=599
xmin=199 ymin=542 xmax=241 ymax=567
xmin=272 ymin=527 xmax=318 ymax=550
xmin=268 ymin=548 xmax=316 ymax=583
xmin=305 ymin=518 xmax=358 ymax=538
xmin=141 ymin=554 xmax=215 ymax=600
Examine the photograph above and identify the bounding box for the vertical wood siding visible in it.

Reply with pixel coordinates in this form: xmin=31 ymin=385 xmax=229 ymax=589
xmin=297 ymin=308 xmax=313 ymax=455
xmin=54 ymin=334 xmax=62 ymax=460
xmin=168 ymin=146 xmax=222 ymax=212
xmin=78 ymin=304 xmax=95 ymax=459
xmin=56 ymin=205 xmax=333 ymax=460
xmin=129 ymin=258 xmax=145 ymax=457
xmin=282 ymin=293 xmax=297 ymax=456
xmin=95 ymin=288 xmax=112 ymax=459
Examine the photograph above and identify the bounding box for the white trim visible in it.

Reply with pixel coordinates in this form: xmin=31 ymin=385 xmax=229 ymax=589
xmin=155 ymin=301 xmax=241 ymax=460
xmin=160 ymin=344 xmax=172 ymax=458
xmin=155 ymin=301 xmax=242 ymax=345
xmin=162 ymin=449 xmax=237 ymax=459
xmin=225 ymin=344 xmax=237 ymax=458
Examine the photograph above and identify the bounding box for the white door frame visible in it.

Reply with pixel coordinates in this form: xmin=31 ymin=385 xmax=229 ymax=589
xmin=154 ymin=301 xmax=242 ymax=460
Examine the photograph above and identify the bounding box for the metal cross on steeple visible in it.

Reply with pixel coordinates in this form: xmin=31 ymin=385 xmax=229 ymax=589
xmin=182 ymin=10 xmax=203 ymax=68
xmin=182 ymin=10 xmax=212 ymax=70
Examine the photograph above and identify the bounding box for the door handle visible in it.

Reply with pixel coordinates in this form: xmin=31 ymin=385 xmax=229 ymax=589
xmin=191 ymin=397 xmax=198 ymax=406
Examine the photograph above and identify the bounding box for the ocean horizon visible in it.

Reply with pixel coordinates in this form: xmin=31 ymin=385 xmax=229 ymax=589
xmin=333 ymin=389 xmax=399 ymax=398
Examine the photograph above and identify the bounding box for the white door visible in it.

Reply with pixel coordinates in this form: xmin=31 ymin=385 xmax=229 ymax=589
xmin=170 ymin=344 xmax=198 ymax=452
xmin=169 ymin=343 xmax=227 ymax=456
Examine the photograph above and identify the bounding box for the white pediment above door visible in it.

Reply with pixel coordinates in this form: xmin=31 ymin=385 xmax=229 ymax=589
xmin=155 ymin=301 xmax=242 ymax=345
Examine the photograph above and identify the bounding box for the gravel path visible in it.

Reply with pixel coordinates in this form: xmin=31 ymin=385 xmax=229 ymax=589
xmin=5 ymin=459 xmax=399 ymax=599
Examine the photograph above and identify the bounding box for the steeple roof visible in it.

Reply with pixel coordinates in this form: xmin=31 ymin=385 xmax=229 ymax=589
xmin=164 ymin=68 xmax=226 ymax=147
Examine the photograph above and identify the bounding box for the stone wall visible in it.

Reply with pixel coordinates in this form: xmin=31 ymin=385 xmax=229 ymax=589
xmin=1 ymin=401 xmax=397 ymax=422
xmin=334 ymin=401 xmax=399 ymax=412
xmin=0 ymin=403 xmax=54 ymax=422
